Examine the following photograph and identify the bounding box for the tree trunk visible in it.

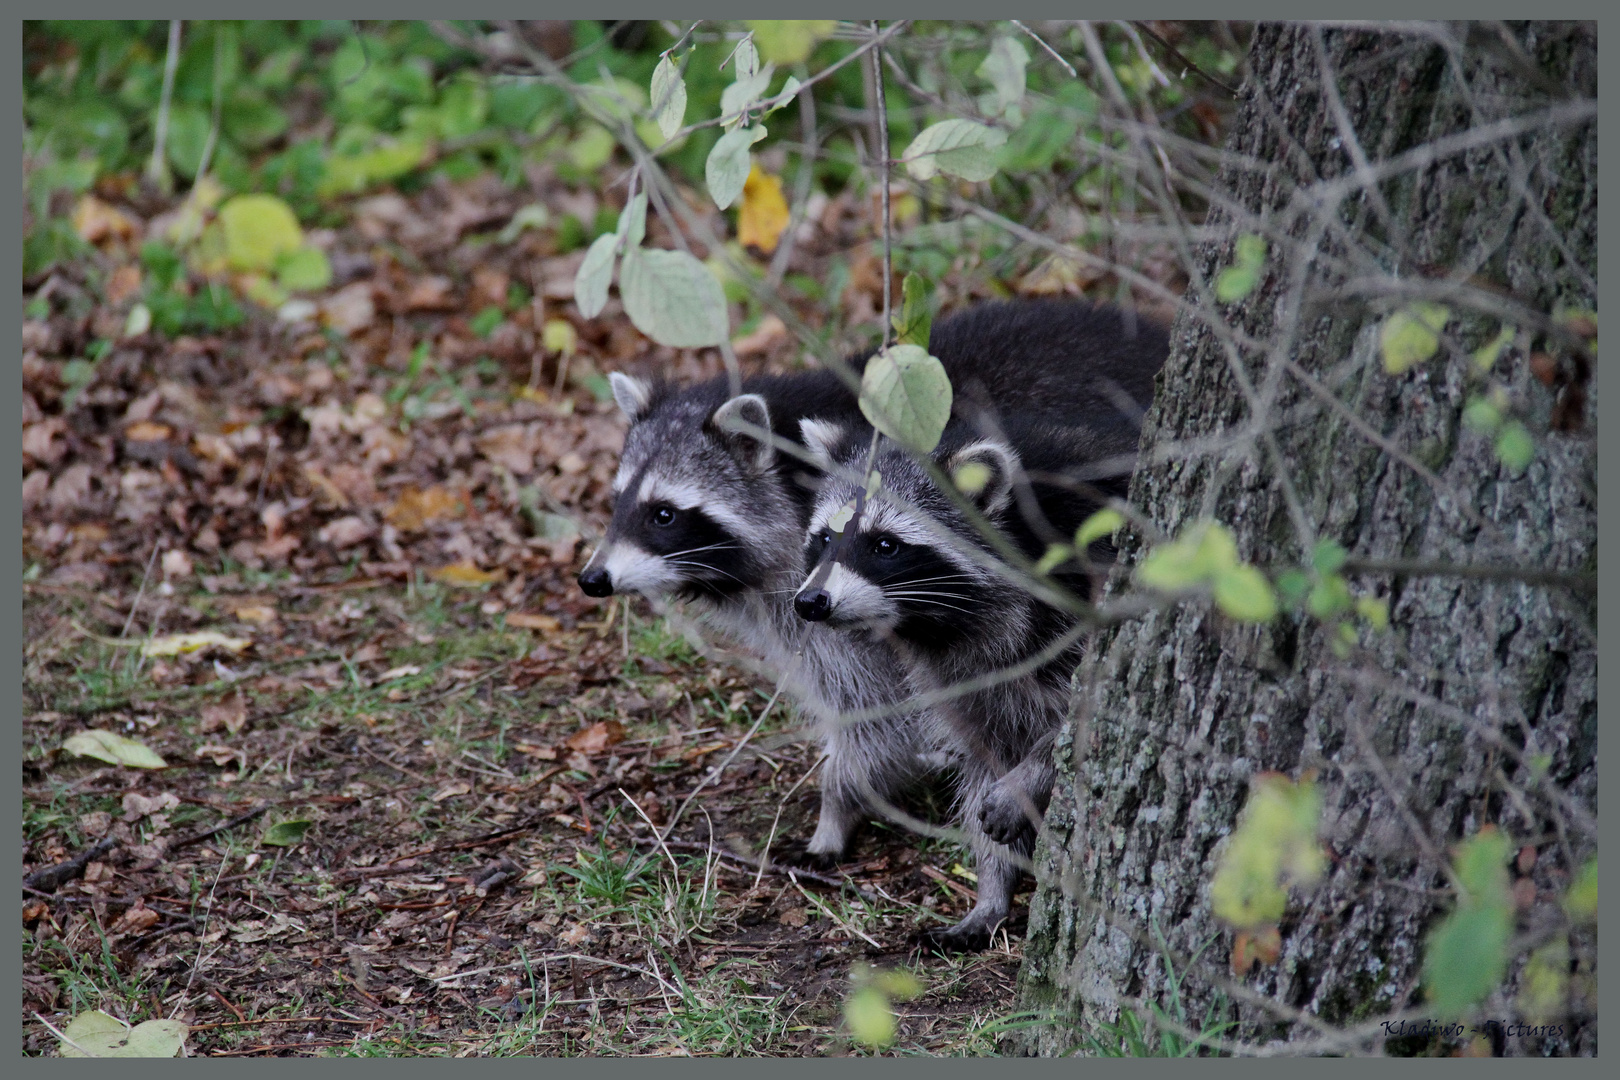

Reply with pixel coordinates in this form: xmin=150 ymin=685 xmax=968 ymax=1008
xmin=1015 ymin=22 xmax=1596 ymax=1056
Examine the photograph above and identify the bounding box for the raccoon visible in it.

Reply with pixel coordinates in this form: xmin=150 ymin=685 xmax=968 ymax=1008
xmin=792 ymin=386 xmax=1160 ymax=948
xmin=577 ymin=300 xmax=1164 ymax=875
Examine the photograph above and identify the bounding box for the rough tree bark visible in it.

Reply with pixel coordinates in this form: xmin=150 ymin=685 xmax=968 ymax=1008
xmin=1015 ymin=22 xmax=1596 ymax=1056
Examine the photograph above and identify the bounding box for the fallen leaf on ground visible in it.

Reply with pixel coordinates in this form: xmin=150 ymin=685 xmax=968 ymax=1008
xmin=125 ymin=420 xmax=172 ymax=442
xmin=564 ymin=719 xmax=624 ymax=753
xmin=558 ymin=922 xmax=591 ymax=947
xmin=194 ymin=743 xmax=246 ymax=770
xmin=58 ymin=1010 xmax=187 ymax=1058
xmin=506 ymin=612 xmax=561 ymax=632
xmin=72 ymin=196 xmax=138 ymax=245
xmin=141 ymin=631 xmax=250 ymax=658
xmin=430 ymin=562 xmax=505 ymax=587
xmin=228 ymin=602 xmax=277 ymax=625
xmin=318 ymin=515 xmax=375 ymax=549
xmin=385 ymin=485 xmax=467 ymax=531
xmin=121 ymin=792 xmax=180 ymax=821
xmin=199 ymin=695 xmax=248 ymax=734
xmin=62 ymin=730 xmax=167 ymax=769
xmin=432 ymin=780 xmax=473 ymax=802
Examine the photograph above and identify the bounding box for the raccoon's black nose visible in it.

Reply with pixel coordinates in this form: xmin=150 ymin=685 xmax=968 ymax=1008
xmin=795 ymin=589 xmax=832 ymax=622
xmin=578 ymin=568 xmax=614 ymax=597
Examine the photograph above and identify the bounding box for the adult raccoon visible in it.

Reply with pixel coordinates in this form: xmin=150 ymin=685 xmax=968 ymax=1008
xmin=577 ymin=300 xmax=1164 ymax=879
xmin=791 ymin=329 xmax=1164 ymax=949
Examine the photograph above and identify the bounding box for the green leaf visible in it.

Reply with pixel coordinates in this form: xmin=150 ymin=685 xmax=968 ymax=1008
xmin=1310 ymin=539 xmax=1348 ymax=576
xmin=892 ymin=272 xmax=932 ymax=347
xmin=1564 ymin=858 xmax=1596 ymax=923
xmin=619 ymin=247 xmax=730 ymax=348
xmin=873 ymin=968 xmax=925 ymax=1001
xmin=1462 ymin=396 xmax=1502 ymax=434
xmin=706 ymin=125 xmax=767 ymax=210
xmin=746 ymin=20 xmax=837 ymax=65
xmin=650 ymin=54 xmax=688 ymax=141
xmin=1212 ymin=564 xmax=1279 ymax=623
xmin=498 ymin=204 xmax=551 ymax=244
xmin=1136 ymin=521 xmax=1240 ymax=592
xmin=845 ymin=986 xmax=896 ymax=1049
xmin=1305 ymin=574 xmax=1353 ymax=620
xmin=1494 ymin=421 xmax=1534 ymax=475
xmin=59 ymin=1011 xmax=187 ymax=1058
xmin=616 ymin=190 xmax=649 ymax=249
xmin=261 ymin=819 xmax=314 ymax=847
xmin=1422 ymin=902 xmax=1513 ymax=1017
xmin=574 ymin=233 xmax=619 ymax=319
xmin=1518 ymin=938 xmax=1569 ymax=1025
xmin=1034 ymin=543 xmax=1074 ymax=577
xmin=1274 ymin=569 xmax=1310 ymax=606
xmin=274 ymin=246 xmax=332 ymax=292
xmin=1076 ymin=508 xmax=1125 ymax=549
xmin=1215 ymin=234 xmax=1267 ymax=303
xmin=1472 ymin=324 xmax=1516 ymax=373
xmin=223 ymin=87 xmax=289 ymax=151
xmin=1355 ymin=595 xmax=1389 ymax=631
xmin=62 ymin=729 xmax=167 ymax=770
xmin=952 ymin=461 xmax=990 ymax=496
xmin=977 ymin=37 xmax=1030 ymax=118
xmin=469 ymin=306 xmax=505 ymax=338
xmin=564 ymin=124 xmax=616 ymax=172
xmin=165 ymin=104 xmax=213 ymax=180
xmin=732 ymin=36 xmax=761 ymax=82
xmin=859 ymin=344 xmax=953 ymax=453
xmin=901 ymin=119 xmax=1008 ymax=182
xmin=217 ymin=194 xmax=305 ymax=273
xmin=719 ymin=60 xmax=775 ymax=127
xmin=1210 ymin=774 xmax=1324 ymax=929
xmin=1380 ymin=302 xmax=1451 ymax=374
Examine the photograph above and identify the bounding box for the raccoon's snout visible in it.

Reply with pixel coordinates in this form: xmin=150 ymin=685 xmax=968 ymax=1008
xmin=795 ymin=588 xmax=833 ymax=622
xmin=577 ymin=567 xmax=614 ymax=597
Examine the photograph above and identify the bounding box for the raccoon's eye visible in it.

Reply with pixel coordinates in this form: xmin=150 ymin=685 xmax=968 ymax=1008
xmin=650 ymin=505 xmax=677 ymax=527
xmin=817 ymin=531 xmax=833 ymax=548
xmin=872 ymin=535 xmax=901 ymax=558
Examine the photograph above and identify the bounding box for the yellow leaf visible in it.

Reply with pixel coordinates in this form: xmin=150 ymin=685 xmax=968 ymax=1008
xmin=542 ymin=318 xmax=578 ymax=357
xmin=844 ymin=986 xmax=896 ymax=1049
xmin=217 ymin=194 xmax=305 ymax=273
xmin=141 ymin=631 xmax=251 ymax=658
xmin=430 ymin=562 xmax=506 ymax=587
xmin=746 ymin=20 xmax=837 ymax=65
xmin=507 ymin=612 xmax=561 ymax=632
xmin=738 ymin=163 xmax=790 ymax=254
xmin=72 ymin=196 xmax=137 ymax=245
xmin=385 ymin=485 xmax=467 ymax=532
xmin=62 ymin=730 xmax=168 ymax=770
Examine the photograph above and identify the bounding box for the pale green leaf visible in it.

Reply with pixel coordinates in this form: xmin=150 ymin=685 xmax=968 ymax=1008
xmin=1518 ymin=938 xmax=1569 ymax=1025
xmin=766 ymin=76 xmax=801 ymax=116
xmin=62 ymin=730 xmax=168 ymax=770
xmin=874 ymin=968 xmax=925 ymax=1001
xmin=859 ymin=344 xmax=953 ymax=453
xmin=261 ymin=819 xmax=314 ymax=847
xmin=892 ymin=272 xmax=932 ymax=347
xmin=1462 ymin=396 xmax=1502 ymax=434
xmin=1210 ymin=774 xmax=1324 ymax=929
xmin=60 ymin=1011 xmax=187 ymax=1058
xmin=1212 ymin=564 xmax=1279 ymax=623
xmin=1310 ymin=539 xmax=1348 ymax=576
xmin=619 ymin=247 xmax=730 ymax=348
xmin=845 ymin=986 xmax=896 ymax=1049
xmin=902 ymin=119 xmax=1008 ymax=182
xmin=274 ymin=246 xmax=332 ymax=292
xmin=218 ymin=194 xmax=304 ymax=273
xmin=1075 ymin=508 xmax=1125 ymax=548
xmin=1381 ymin=302 xmax=1451 ymax=374
xmin=747 ymin=21 xmax=836 ymax=65
xmin=1034 ymin=543 xmax=1074 ymax=576
xmin=720 ymin=65 xmax=775 ymax=127
xmin=142 ymin=631 xmax=251 ymax=658
xmin=497 ymin=204 xmax=551 ymax=244
xmin=1472 ymin=323 xmax=1516 ymax=373
xmin=1564 ymin=858 xmax=1596 ymax=923
xmin=573 ymin=233 xmax=619 ymax=319
xmin=1494 ymin=421 xmax=1534 ymax=475
xmin=616 ymin=190 xmax=649 ymax=249
xmin=706 ymin=125 xmax=767 ymax=210
xmin=1305 ymin=575 xmax=1353 ymax=619
xmin=1355 ymin=595 xmax=1390 ymax=631
xmin=732 ymin=36 xmax=760 ymax=82
xmin=124 ymin=302 xmax=152 ymax=339
xmin=977 ymin=37 xmax=1030 ymax=118
xmin=952 ymin=460 xmax=990 ymax=496
xmin=1423 ymin=904 xmax=1512 ymax=1017
xmin=1136 ymin=521 xmax=1239 ymax=592
xmin=650 ymin=55 xmax=688 ymax=141
xmin=1214 ymin=234 xmax=1267 ymax=303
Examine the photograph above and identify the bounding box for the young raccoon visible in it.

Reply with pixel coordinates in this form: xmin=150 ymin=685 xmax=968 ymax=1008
xmin=577 ymin=300 xmax=1164 ymax=874
xmin=792 ymin=405 xmax=1155 ymax=950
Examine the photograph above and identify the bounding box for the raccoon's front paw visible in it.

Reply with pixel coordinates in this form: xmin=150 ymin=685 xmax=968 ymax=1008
xmin=770 ymin=838 xmax=844 ymax=873
xmin=979 ymin=783 xmax=1037 ymax=847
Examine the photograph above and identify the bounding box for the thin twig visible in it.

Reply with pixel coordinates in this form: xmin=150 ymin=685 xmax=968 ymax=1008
xmin=870 ymin=20 xmax=893 ymax=348
xmin=147 ymin=20 xmax=182 ymax=187
xmin=1011 ymin=20 xmax=1076 ymax=77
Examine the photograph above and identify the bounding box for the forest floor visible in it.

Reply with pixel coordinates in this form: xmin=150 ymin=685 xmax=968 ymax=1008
xmin=22 ymin=168 xmax=1046 ymax=1057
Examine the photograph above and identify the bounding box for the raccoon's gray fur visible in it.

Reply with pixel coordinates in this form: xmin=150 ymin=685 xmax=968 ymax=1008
xmin=577 ymin=300 xmax=1165 ymax=886
xmin=793 ymin=401 xmax=1158 ymax=949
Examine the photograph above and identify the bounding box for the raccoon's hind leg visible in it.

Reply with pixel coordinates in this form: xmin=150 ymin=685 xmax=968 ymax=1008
xmin=922 ymin=773 xmax=1030 ymax=952
xmin=795 ymin=715 xmax=932 ymax=869
xmin=978 ymin=730 xmax=1057 ymax=847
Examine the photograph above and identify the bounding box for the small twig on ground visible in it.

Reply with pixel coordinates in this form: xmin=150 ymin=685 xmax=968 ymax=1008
xmin=22 ymin=836 xmax=119 ymax=893
xmin=635 ymin=835 xmax=883 ymax=903
xmin=168 ymin=802 xmax=270 ymax=851
xmin=657 ymin=683 xmax=782 ymax=844
xmin=791 ymin=878 xmax=882 ymax=949
xmin=121 ymin=541 xmax=162 ymax=641
xmin=753 ymin=752 xmax=826 ymax=890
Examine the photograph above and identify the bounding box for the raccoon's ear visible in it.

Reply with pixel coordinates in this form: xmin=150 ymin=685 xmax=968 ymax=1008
xmin=710 ymin=393 xmax=774 ymax=475
xmin=946 ymin=440 xmax=1019 ymax=518
xmin=798 ymin=418 xmax=846 ymax=469
xmin=609 ymin=372 xmax=653 ymax=423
